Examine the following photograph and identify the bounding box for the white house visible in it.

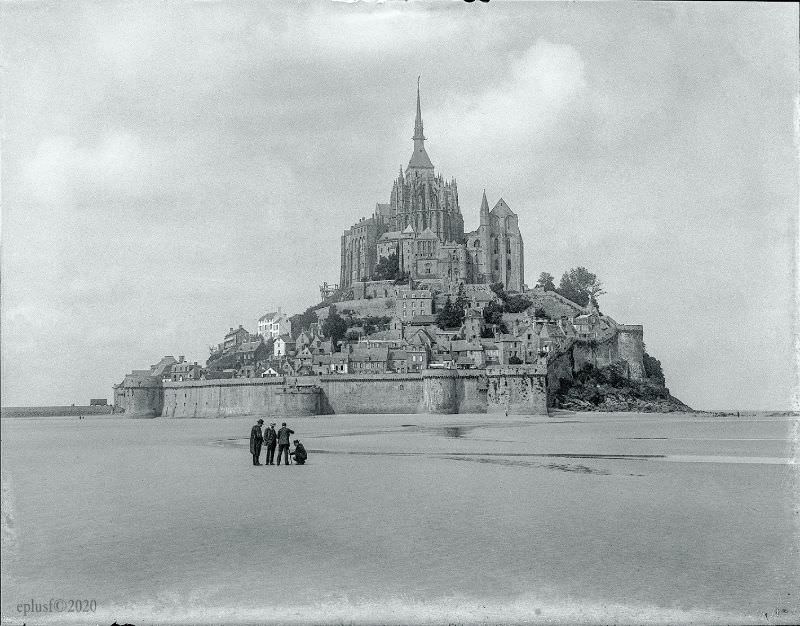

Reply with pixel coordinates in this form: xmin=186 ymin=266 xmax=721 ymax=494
xmin=273 ymin=334 xmax=296 ymax=357
xmin=258 ymin=307 xmax=292 ymax=340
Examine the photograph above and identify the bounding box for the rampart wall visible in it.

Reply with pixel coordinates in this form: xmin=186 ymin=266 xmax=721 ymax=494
xmin=320 ymin=373 xmax=423 ymax=414
xmin=117 ymin=369 xmax=547 ymax=418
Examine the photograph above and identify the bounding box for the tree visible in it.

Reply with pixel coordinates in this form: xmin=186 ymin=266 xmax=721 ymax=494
xmin=556 ymin=267 xmax=606 ymax=307
xmin=393 ymin=271 xmax=410 ymax=285
xmin=504 ymin=294 xmax=531 ymax=313
xmin=454 ymin=283 xmax=468 ymax=316
xmin=490 ymin=282 xmax=507 ymax=301
xmin=533 ymin=307 xmax=550 ymax=320
xmin=373 ymin=252 xmax=400 ymax=281
xmin=482 ymin=300 xmax=504 ymax=326
xmin=509 ymin=355 xmax=523 ymax=365
xmin=436 ymin=296 xmax=463 ymax=329
xmin=322 ymin=306 xmax=348 ymax=345
xmin=290 ymin=305 xmax=323 ymax=339
xmin=536 ymin=272 xmax=556 ymax=292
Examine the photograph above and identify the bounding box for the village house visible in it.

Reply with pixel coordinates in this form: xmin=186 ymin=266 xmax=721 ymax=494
xmin=223 ymin=326 xmax=252 ymax=352
xmin=450 ymin=340 xmax=486 ymax=369
xmin=406 ymin=343 xmax=429 ymax=372
xmin=296 ymin=346 xmax=314 ymax=369
xmin=349 ymin=345 xmax=389 ymax=374
xmin=462 ymin=308 xmax=485 ymax=342
xmin=388 ymin=349 xmax=409 ymax=374
xmin=395 ymin=288 xmax=433 ymax=322
xmin=295 ymin=330 xmax=312 ymax=351
xmin=330 ymin=351 xmax=349 ymax=374
xmin=170 ymin=358 xmax=203 ymax=382
xmin=359 ymin=328 xmax=404 ymax=349
xmin=480 ymin=339 xmax=501 ymax=365
xmin=573 ymin=311 xmax=600 ymax=340
xmin=468 ymin=290 xmax=496 ymax=313
xmin=257 ymin=308 xmax=292 ymax=340
xmin=235 ymin=339 xmax=269 ymax=377
xmin=273 ymin=334 xmax=296 ymax=357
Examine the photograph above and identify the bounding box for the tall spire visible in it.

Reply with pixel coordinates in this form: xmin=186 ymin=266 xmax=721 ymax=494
xmin=413 ymin=76 xmax=425 ymax=142
xmin=407 ymin=77 xmax=434 ymax=172
xmin=480 ymin=189 xmax=490 ymax=225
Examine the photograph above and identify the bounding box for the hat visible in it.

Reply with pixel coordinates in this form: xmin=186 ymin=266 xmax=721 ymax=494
xmin=257 ymin=419 xmax=264 ymax=424
xmin=270 ymin=422 xmax=276 ymax=426
xmin=293 ymin=439 xmax=299 ymax=443
xmin=282 ymin=422 xmax=286 ymax=426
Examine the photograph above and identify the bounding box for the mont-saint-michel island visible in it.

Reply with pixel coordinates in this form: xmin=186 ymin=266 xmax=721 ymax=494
xmin=115 ymin=85 xmax=690 ymax=419
xmin=3 ymin=4 xmax=797 ymax=625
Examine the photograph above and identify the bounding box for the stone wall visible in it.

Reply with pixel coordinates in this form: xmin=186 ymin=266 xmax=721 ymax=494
xmin=163 ymin=377 xmax=289 ymax=418
xmin=330 ymin=297 xmax=396 ymax=319
xmin=572 ymin=337 xmax=619 ymax=372
xmin=422 ymin=369 xmax=460 ymax=413
xmin=456 ymin=371 xmax=488 ymax=414
xmin=486 ymin=365 xmax=548 ymax=415
xmin=321 ymin=373 xmax=423 ymax=414
xmin=116 ymin=373 xmax=163 ymax=417
xmin=117 ymin=369 xmax=548 ymax=418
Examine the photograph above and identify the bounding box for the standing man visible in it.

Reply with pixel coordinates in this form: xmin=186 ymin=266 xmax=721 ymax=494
xmin=276 ymin=422 xmax=294 ymax=466
xmin=264 ymin=422 xmax=277 ymax=465
xmin=250 ymin=419 xmax=264 ymax=466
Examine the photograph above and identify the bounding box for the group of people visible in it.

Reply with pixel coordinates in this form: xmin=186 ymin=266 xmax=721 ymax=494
xmin=249 ymin=420 xmax=307 ymax=466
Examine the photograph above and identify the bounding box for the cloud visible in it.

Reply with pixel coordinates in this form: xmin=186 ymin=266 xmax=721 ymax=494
xmin=430 ymin=41 xmax=590 ymax=164
xmin=20 ymin=132 xmax=156 ymax=206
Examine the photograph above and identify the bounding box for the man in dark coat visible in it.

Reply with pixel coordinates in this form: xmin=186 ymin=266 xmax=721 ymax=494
xmin=276 ymin=422 xmax=294 ymax=466
xmin=291 ymin=439 xmax=307 ymax=465
xmin=250 ymin=419 xmax=264 ymax=465
xmin=264 ymin=422 xmax=277 ymax=465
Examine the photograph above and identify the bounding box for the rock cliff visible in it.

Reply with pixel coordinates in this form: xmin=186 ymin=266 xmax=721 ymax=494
xmin=551 ymin=361 xmax=693 ymax=413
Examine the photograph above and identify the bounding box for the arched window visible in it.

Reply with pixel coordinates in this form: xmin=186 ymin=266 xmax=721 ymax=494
xmin=506 ymin=258 xmax=512 ymax=272
xmin=506 ymin=239 xmax=511 ymax=254
xmin=494 ymin=259 xmax=499 ymax=271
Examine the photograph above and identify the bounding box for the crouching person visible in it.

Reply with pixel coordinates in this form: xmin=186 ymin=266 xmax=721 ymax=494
xmin=291 ymin=439 xmax=308 ymax=465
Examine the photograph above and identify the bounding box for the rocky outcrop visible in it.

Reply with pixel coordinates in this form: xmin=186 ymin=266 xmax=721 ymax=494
xmin=558 ymin=393 xmax=693 ymax=413
xmin=552 ymin=361 xmax=693 ymax=413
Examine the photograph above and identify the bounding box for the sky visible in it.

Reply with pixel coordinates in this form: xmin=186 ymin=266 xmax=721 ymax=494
xmin=1 ymin=1 xmax=797 ymax=411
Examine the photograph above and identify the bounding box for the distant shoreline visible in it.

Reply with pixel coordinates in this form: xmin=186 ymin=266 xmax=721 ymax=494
xmin=1 ymin=405 xmax=114 ymax=418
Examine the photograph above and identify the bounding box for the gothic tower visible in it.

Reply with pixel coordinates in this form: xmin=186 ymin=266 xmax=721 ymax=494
xmin=388 ymin=81 xmax=464 ymax=244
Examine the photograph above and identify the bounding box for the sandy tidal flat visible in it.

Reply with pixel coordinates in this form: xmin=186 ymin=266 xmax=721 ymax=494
xmin=1 ymin=411 xmax=798 ymax=625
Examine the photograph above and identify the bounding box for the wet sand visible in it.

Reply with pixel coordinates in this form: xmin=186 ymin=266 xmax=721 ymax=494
xmin=1 ymin=411 xmax=798 ymax=624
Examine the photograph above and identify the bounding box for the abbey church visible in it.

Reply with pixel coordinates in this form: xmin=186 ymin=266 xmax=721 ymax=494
xmin=340 ymin=84 xmax=525 ymax=293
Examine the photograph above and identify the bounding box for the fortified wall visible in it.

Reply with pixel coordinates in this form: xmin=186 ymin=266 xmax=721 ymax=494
xmin=547 ymin=324 xmax=646 ymax=406
xmin=116 ymin=367 xmax=548 ymax=418
xmin=571 ymin=325 xmax=645 ymax=380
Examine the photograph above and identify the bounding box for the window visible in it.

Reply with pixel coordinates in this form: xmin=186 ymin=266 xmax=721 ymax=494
xmin=507 ymin=259 xmax=511 ymax=271
xmin=473 ymin=240 xmax=480 ymax=248
xmin=493 ymin=238 xmax=498 ymax=254
xmin=494 ymin=259 xmax=499 ymax=271
xmin=506 ymin=239 xmax=511 ymax=254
